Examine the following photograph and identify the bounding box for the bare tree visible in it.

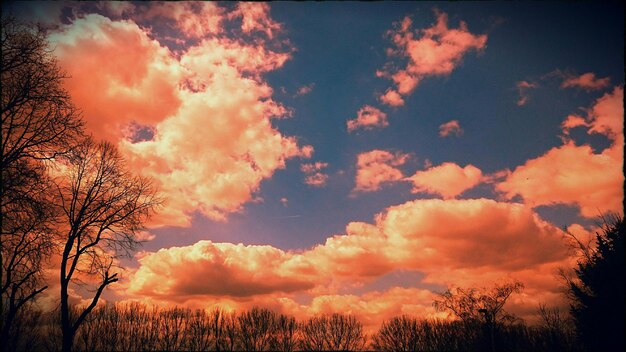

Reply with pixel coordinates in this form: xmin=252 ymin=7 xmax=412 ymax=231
xmin=325 ymin=313 xmax=365 ymax=351
xmin=300 ymin=313 xmax=365 ymax=351
xmin=271 ymin=313 xmax=298 ymax=352
xmin=433 ymin=280 xmax=524 ymax=352
xmin=371 ymin=315 xmax=420 ymax=352
xmin=53 ymin=138 xmax=159 ymax=352
xmin=1 ymin=14 xmax=83 ymax=350
xmin=300 ymin=315 xmax=328 ymax=351
xmin=237 ymin=307 xmax=276 ymax=351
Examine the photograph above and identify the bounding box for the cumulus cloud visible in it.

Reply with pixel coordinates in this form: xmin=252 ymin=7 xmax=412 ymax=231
xmin=516 ymin=80 xmax=537 ymax=106
xmin=49 ymin=6 xmax=312 ymax=226
xmin=347 ymin=105 xmax=389 ymax=132
xmin=353 ymin=150 xmax=409 ymax=192
xmin=561 ymin=72 xmax=610 ymax=91
xmin=439 ymin=120 xmax=464 ymax=137
xmin=378 ymin=10 xmax=487 ymax=103
xmin=498 ymin=86 xmax=624 ymax=217
xmin=122 ymin=198 xmax=571 ymax=328
xmin=301 ymin=162 xmax=329 ymax=187
xmin=128 ymin=241 xmax=314 ymax=300
xmin=405 ymin=162 xmax=483 ymax=198
xmin=380 ymin=89 xmax=405 ymax=107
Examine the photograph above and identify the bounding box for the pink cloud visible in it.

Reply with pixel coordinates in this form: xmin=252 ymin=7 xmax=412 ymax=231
xmin=561 ymin=114 xmax=589 ymax=135
xmin=301 ymin=162 xmax=329 ymax=187
xmin=128 ymin=241 xmax=314 ymax=301
xmin=561 ymin=72 xmax=610 ymax=91
xmin=49 ymin=14 xmax=184 ymax=142
xmin=353 ymin=150 xmax=409 ymax=192
xmin=380 ymin=89 xmax=405 ymax=107
xmin=347 ymin=105 xmax=389 ymax=132
xmin=142 ymin=2 xmax=224 ymax=38
xmin=120 ymin=198 xmax=572 ymax=328
xmin=498 ymin=87 xmax=624 ymax=217
xmin=438 ymin=120 xmax=464 ymax=137
xmin=50 ymin=8 xmax=311 ymax=226
xmin=231 ymin=2 xmax=281 ymax=39
xmin=379 ymin=10 xmax=487 ymax=102
xmin=516 ymin=80 xmax=537 ymax=106
xmin=405 ymin=162 xmax=483 ymax=198
xmin=295 ymin=83 xmax=315 ymax=97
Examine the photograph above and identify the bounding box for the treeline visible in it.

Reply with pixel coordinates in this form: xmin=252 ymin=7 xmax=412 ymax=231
xmin=4 ymin=302 xmax=577 ymax=352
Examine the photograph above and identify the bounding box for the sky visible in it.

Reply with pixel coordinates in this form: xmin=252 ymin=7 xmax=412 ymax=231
xmin=6 ymin=1 xmax=624 ymax=331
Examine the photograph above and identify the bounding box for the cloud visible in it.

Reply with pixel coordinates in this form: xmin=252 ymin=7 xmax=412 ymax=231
xmin=347 ymin=105 xmax=389 ymax=132
xmin=405 ymin=162 xmax=483 ymax=198
xmin=353 ymin=150 xmax=409 ymax=192
xmin=128 ymin=241 xmax=315 ymax=301
xmin=516 ymin=80 xmax=537 ymax=106
xmin=121 ymin=198 xmax=571 ymax=328
xmin=49 ymin=14 xmax=185 ymax=142
xmin=380 ymin=89 xmax=405 ymax=107
xmin=294 ymin=83 xmax=315 ymax=97
xmin=378 ymin=10 xmax=487 ymax=103
xmin=561 ymin=72 xmax=610 ymax=91
xmin=498 ymin=86 xmax=624 ymax=217
xmin=49 ymin=7 xmax=312 ymax=226
xmin=140 ymin=2 xmax=224 ymax=38
xmin=561 ymin=114 xmax=589 ymax=135
xmin=230 ymin=2 xmax=282 ymax=39
xmin=301 ymin=162 xmax=329 ymax=187
xmin=439 ymin=120 xmax=464 ymax=137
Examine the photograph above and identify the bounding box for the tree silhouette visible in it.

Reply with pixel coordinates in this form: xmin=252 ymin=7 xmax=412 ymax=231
xmin=1 ymin=14 xmax=83 ymax=351
xmin=568 ymin=215 xmax=624 ymax=351
xmin=433 ymin=280 xmax=524 ymax=352
xmin=300 ymin=313 xmax=365 ymax=351
xmin=53 ymin=138 xmax=159 ymax=352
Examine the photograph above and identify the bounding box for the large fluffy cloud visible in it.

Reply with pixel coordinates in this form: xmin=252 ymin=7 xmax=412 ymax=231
xmin=49 ymin=6 xmax=312 ymax=226
xmin=378 ymin=10 xmax=487 ymax=106
xmin=123 ymin=198 xmax=571 ymax=327
xmin=129 ymin=241 xmax=314 ymax=301
xmin=498 ymin=86 xmax=624 ymax=217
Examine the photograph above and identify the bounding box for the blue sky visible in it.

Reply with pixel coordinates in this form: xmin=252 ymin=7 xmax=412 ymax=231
xmin=141 ymin=1 xmax=624 ymax=251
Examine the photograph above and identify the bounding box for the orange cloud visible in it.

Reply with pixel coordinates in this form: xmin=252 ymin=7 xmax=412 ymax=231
xmin=561 ymin=72 xmax=610 ymax=91
xmin=380 ymin=89 xmax=405 ymax=107
xmin=438 ymin=120 xmax=464 ymax=137
xmin=128 ymin=241 xmax=314 ymax=301
xmin=121 ymin=198 xmax=572 ymax=328
xmin=347 ymin=105 xmax=389 ymax=132
xmin=405 ymin=162 xmax=482 ymax=198
xmin=498 ymin=86 xmax=624 ymax=217
xmin=141 ymin=2 xmax=224 ymax=38
xmin=49 ymin=9 xmax=312 ymax=226
xmin=231 ymin=2 xmax=282 ymax=39
xmin=49 ymin=14 xmax=184 ymax=142
xmin=353 ymin=150 xmax=409 ymax=192
xmin=379 ymin=10 xmax=487 ymax=103
xmin=301 ymin=162 xmax=329 ymax=187
xmin=561 ymin=114 xmax=589 ymax=135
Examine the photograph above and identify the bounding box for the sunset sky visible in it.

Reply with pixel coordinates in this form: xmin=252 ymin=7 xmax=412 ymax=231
xmin=7 ymin=1 xmax=624 ymax=331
